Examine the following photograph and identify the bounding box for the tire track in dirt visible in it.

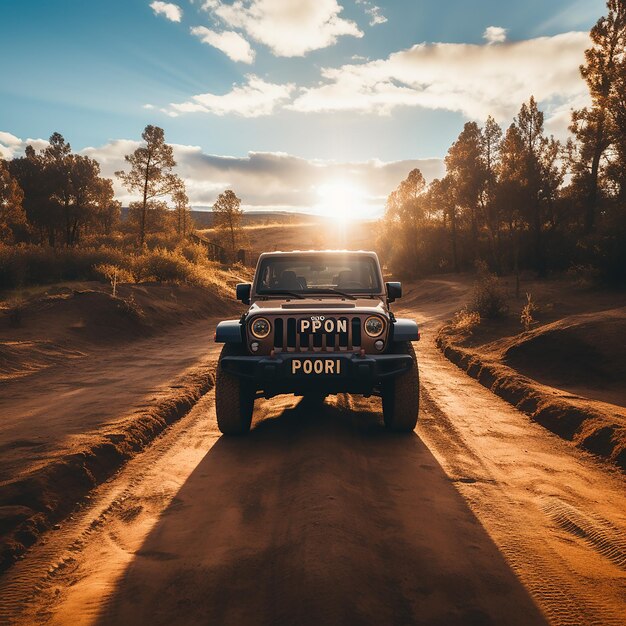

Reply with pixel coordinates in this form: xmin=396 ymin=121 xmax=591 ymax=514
xmin=0 ymin=393 xmax=219 ymax=626
xmin=417 ymin=333 xmax=626 ymax=626
xmin=540 ymin=497 xmax=626 ymax=570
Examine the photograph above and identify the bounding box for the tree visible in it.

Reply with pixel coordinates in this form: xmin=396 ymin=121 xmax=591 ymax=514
xmin=445 ymin=122 xmax=485 ymax=263
xmin=213 ymin=190 xmax=243 ymax=260
xmin=570 ymin=0 xmax=626 ymax=233
xmin=173 ymin=187 xmax=192 ymax=237
xmin=41 ymin=133 xmax=112 ymax=246
xmin=92 ymin=178 xmax=121 ymax=236
xmin=0 ymin=160 xmax=26 ymax=242
xmin=66 ymin=155 xmax=103 ymax=246
xmin=480 ymin=116 xmax=503 ymax=270
xmin=497 ymin=123 xmax=527 ymax=292
xmin=381 ymin=169 xmax=430 ymax=275
xmin=427 ymin=176 xmax=459 ymax=272
xmin=9 ymin=145 xmax=60 ymax=245
xmin=116 ymin=125 xmax=182 ymax=246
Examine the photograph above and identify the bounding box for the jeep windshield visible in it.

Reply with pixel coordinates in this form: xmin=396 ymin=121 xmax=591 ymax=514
xmin=255 ymin=254 xmax=382 ymax=296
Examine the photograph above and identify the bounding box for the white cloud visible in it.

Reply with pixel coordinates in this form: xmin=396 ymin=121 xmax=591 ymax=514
xmin=202 ymin=0 xmax=363 ymax=57
xmin=76 ymin=138 xmax=445 ymax=213
xmin=290 ymin=31 xmax=590 ymax=129
xmin=483 ymin=26 xmax=507 ymax=44
xmin=143 ymin=103 xmax=156 ymax=110
xmin=356 ymin=0 xmax=387 ymax=27
xmin=149 ymin=1 xmax=183 ymax=22
xmin=0 ymin=133 xmax=49 ymax=159
xmin=191 ymin=25 xmax=255 ymax=63
xmin=169 ymin=75 xmax=295 ymax=117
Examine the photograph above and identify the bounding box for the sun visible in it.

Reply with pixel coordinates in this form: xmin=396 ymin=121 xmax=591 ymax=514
xmin=315 ymin=181 xmax=365 ymax=223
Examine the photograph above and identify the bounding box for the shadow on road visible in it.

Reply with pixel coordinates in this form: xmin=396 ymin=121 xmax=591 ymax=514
xmin=97 ymin=399 xmax=547 ymax=626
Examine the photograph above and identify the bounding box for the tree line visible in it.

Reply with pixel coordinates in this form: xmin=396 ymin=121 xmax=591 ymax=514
xmin=1 ymin=133 xmax=119 ymax=247
xmin=0 ymin=124 xmax=244 ymax=260
xmin=380 ymin=0 xmax=626 ymax=283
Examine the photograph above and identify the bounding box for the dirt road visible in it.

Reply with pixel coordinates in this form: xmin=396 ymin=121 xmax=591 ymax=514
xmin=0 ymin=318 xmax=223 ymax=482
xmin=1 ymin=279 xmax=625 ymax=625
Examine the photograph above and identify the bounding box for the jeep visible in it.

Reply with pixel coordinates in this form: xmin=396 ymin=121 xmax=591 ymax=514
xmin=214 ymin=250 xmax=420 ymax=434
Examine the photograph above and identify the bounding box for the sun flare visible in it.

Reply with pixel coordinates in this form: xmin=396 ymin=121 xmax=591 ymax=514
xmin=315 ymin=181 xmax=365 ymax=223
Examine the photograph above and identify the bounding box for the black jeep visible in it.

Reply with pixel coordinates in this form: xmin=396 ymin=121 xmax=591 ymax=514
xmin=214 ymin=250 xmax=419 ymax=434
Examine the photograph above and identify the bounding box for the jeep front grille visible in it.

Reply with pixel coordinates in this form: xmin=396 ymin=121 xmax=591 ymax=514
xmin=272 ymin=316 xmax=362 ymax=352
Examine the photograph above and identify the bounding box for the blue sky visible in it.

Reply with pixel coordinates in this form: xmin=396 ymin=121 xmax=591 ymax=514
xmin=0 ymin=0 xmax=607 ymax=213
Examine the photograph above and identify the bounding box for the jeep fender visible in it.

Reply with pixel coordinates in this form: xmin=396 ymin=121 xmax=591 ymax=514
xmin=215 ymin=320 xmax=244 ymax=344
xmin=391 ymin=318 xmax=419 ymax=342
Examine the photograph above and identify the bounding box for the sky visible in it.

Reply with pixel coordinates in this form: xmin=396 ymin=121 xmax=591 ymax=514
xmin=0 ymin=0 xmax=607 ymax=217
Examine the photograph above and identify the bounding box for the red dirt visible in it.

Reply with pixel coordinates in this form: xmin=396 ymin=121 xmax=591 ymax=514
xmin=436 ymin=280 xmax=626 ymax=470
xmin=0 ymin=282 xmax=235 ymax=381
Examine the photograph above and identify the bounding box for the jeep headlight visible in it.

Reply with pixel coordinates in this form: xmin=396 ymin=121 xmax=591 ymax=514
xmin=250 ymin=317 xmax=271 ymax=339
xmin=364 ymin=316 xmax=385 ymax=337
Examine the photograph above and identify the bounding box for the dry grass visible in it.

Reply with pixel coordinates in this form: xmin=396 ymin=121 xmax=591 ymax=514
xmin=0 ymin=243 xmax=253 ymax=299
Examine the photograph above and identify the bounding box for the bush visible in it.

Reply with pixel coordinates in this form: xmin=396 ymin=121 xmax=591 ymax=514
xmin=178 ymin=242 xmax=210 ymax=265
xmin=520 ymin=292 xmax=538 ymax=331
xmin=133 ymin=248 xmax=199 ymax=284
xmin=0 ymin=244 xmax=128 ymax=290
xmin=0 ymin=243 xmax=235 ymax=294
xmin=94 ymin=263 xmax=135 ymax=284
xmin=452 ymin=308 xmax=481 ymax=332
xmin=468 ymin=260 xmax=509 ymax=319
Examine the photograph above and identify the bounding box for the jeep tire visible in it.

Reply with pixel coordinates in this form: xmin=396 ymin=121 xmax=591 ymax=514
xmin=215 ymin=344 xmax=255 ymax=435
xmin=382 ymin=341 xmax=419 ymax=432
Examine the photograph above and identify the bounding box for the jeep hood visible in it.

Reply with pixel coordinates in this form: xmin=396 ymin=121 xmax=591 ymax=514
xmin=248 ymin=297 xmax=387 ymax=316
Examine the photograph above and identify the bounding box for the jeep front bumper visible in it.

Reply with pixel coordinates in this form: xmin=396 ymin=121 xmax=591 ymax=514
xmin=220 ymin=353 xmax=413 ymax=395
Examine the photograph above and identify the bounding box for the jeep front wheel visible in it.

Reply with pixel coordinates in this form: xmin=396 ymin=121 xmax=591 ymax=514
xmin=382 ymin=342 xmax=419 ymax=432
xmin=215 ymin=344 xmax=255 ymax=435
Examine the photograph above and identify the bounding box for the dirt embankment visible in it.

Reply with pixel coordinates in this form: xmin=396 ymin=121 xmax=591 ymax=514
xmin=0 ymin=281 xmax=238 ymax=381
xmin=437 ymin=306 xmax=626 ymax=470
xmin=0 ymin=363 xmax=215 ymax=573
xmin=0 ymin=277 xmax=244 ymax=572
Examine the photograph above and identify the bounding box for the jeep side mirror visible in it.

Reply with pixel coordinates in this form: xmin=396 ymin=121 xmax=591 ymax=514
xmin=236 ymin=283 xmax=251 ymax=304
xmin=386 ymin=281 xmax=402 ymax=302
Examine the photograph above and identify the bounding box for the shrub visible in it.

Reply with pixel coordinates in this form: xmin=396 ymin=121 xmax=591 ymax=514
xmin=0 ymin=243 xmax=235 ymax=294
xmin=520 ymin=292 xmax=538 ymax=332
xmin=452 ymin=308 xmax=481 ymax=332
xmin=0 ymin=244 xmax=128 ymax=290
xmin=133 ymin=248 xmax=198 ymax=284
xmin=178 ymin=242 xmax=210 ymax=265
xmin=94 ymin=263 xmax=135 ymax=296
xmin=468 ymin=260 xmax=509 ymax=319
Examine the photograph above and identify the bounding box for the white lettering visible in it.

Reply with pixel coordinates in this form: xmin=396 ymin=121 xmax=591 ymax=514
xmin=337 ymin=319 xmax=347 ymax=333
xmin=292 ymin=360 xmax=302 ymax=374
xmin=303 ymin=360 xmax=313 ymax=374
xmin=325 ymin=360 xmax=334 ymax=374
xmin=324 ymin=319 xmax=334 ymax=333
xmin=300 ymin=319 xmax=310 ymax=332
xmin=312 ymin=320 xmax=322 ymax=332
xmin=336 ymin=359 xmax=341 ymax=374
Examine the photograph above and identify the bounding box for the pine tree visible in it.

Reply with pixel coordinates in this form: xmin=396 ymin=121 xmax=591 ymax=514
xmin=116 ymin=125 xmax=182 ymax=246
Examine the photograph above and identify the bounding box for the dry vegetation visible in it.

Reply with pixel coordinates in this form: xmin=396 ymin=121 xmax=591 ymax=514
xmin=438 ymin=272 xmax=626 ymax=468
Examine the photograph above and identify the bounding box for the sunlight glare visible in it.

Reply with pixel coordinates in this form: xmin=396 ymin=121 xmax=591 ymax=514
xmin=315 ymin=181 xmax=365 ymax=223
